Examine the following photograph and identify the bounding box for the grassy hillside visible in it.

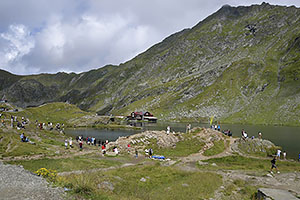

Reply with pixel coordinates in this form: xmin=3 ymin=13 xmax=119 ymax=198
xmin=1 ymin=3 xmax=300 ymax=126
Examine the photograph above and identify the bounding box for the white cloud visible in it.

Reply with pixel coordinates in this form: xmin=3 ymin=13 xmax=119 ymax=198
xmin=0 ymin=0 xmax=299 ymax=75
xmin=0 ymin=24 xmax=35 ymax=73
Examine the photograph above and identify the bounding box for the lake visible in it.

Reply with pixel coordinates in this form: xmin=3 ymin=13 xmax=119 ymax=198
xmin=65 ymin=122 xmax=300 ymax=159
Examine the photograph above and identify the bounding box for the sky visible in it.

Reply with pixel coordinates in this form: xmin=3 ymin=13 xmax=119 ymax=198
xmin=0 ymin=0 xmax=299 ymax=75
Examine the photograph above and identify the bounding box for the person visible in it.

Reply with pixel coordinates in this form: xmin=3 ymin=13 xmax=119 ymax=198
xmin=276 ymin=149 xmax=281 ymax=159
xmin=217 ymin=124 xmax=220 ymax=131
xmin=135 ymin=148 xmax=138 ymax=158
xmin=186 ymin=124 xmax=191 ymax=133
xmin=145 ymin=149 xmax=149 ymax=157
xmin=20 ymin=133 xmax=25 ymax=142
xmin=283 ymin=151 xmax=286 ymax=160
xmin=69 ymin=138 xmax=73 ymax=148
xmin=65 ymin=140 xmax=68 ymax=149
xmin=166 ymin=126 xmax=170 ymax=135
xmin=270 ymin=156 xmax=280 ymax=174
xmin=149 ymin=148 xmax=153 ymax=158
xmin=79 ymin=140 xmax=83 ymax=150
xmin=258 ymin=131 xmax=262 ymax=140
xmin=114 ymin=146 xmax=119 ymax=155
xmin=127 ymin=144 xmax=131 ymax=153
xmin=299 ymin=152 xmax=300 ymax=162
xmin=101 ymin=144 xmax=106 ymax=155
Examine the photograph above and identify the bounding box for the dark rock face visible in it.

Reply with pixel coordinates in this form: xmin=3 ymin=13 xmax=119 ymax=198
xmin=4 ymin=79 xmax=59 ymax=107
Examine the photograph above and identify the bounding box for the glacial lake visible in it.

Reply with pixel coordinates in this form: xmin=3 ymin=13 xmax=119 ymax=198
xmin=65 ymin=122 xmax=300 ymax=159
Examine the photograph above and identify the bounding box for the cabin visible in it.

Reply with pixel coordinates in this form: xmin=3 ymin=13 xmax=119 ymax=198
xmin=127 ymin=111 xmax=157 ymax=122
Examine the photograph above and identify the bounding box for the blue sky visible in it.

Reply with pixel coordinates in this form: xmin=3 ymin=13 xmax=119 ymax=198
xmin=0 ymin=0 xmax=299 ymax=75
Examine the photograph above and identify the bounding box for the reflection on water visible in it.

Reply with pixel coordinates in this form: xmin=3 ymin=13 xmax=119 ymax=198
xmin=65 ymin=122 xmax=300 ymax=159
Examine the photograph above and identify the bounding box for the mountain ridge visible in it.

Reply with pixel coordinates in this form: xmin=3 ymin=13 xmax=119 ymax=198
xmin=1 ymin=3 xmax=300 ymax=125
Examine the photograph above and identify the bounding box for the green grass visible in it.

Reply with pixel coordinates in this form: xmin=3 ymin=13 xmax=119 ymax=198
xmin=198 ymin=155 xmax=300 ymax=172
xmin=144 ymin=136 xmax=205 ymax=158
xmin=59 ymin=164 xmax=222 ymax=200
xmin=0 ymin=132 xmax=51 ymax=157
xmin=17 ymin=102 xmax=92 ymax=126
xmin=203 ymin=140 xmax=226 ymax=156
xmin=6 ymin=154 xmax=122 ymax=173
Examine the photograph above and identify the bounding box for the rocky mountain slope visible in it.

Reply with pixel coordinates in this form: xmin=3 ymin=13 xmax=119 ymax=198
xmin=1 ymin=3 xmax=300 ymax=125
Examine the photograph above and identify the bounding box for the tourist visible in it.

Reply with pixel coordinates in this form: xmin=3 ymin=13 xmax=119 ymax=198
xmin=270 ymin=156 xmax=280 ymax=174
xmin=186 ymin=124 xmax=191 ymax=133
xmin=127 ymin=143 xmax=131 ymax=153
xmin=135 ymin=148 xmax=138 ymax=158
xmin=283 ymin=151 xmax=286 ymax=160
xmin=69 ymin=138 xmax=73 ymax=148
xmin=11 ymin=116 xmax=13 ymax=127
xmin=65 ymin=140 xmax=68 ymax=149
xmin=145 ymin=149 xmax=149 ymax=157
xmin=166 ymin=126 xmax=170 ymax=135
xmin=299 ymin=152 xmax=300 ymax=162
xmin=79 ymin=140 xmax=83 ymax=150
xmin=276 ymin=149 xmax=281 ymax=159
xmin=217 ymin=124 xmax=220 ymax=131
xmin=114 ymin=147 xmax=119 ymax=155
xmin=258 ymin=131 xmax=262 ymax=140
xmin=149 ymin=148 xmax=153 ymax=158
xmin=20 ymin=133 xmax=25 ymax=142
xmin=101 ymin=144 xmax=106 ymax=155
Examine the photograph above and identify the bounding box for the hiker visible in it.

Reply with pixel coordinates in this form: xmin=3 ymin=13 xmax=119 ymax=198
xmin=113 ymin=146 xmax=119 ymax=155
xmin=101 ymin=144 xmax=106 ymax=155
xmin=276 ymin=149 xmax=281 ymax=159
xmin=258 ymin=131 xmax=262 ymax=140
xmin=135 ymin=148 xmax=138 ymax=158
xmin=69 ymin=138 xmax=73 ymax=148
xmin=127 ymin=143 xmax=131 ymax=153
xmin=270 ymin=156 xmax=280 ymax=174
xmin=241 ymin=130 xmax=248 ymax=140
xmin=145 ymin=149 xmax=149 ymax=157
xmin=65 ymin=140 xmax=68 ymax=149
xmin=166 ymin=126 xmax=170 ymax=135
xmin=299 ymin=153 xmax=300 ymax=162
xmin=186 ymin=124 xmax=191 ymax=133
xmin=283 ymin=151 xmax=286 ymax=160
xmin=11 ymin=116 xmax=13 ymax=127
xmin=20 ymin=133 xmax=25 ymax=142
xmin=149 ymin=148 xmax=153 ymax=157
xmin=217 ymin=124 xmax=220 ymax=131
xmin=79 ymin=140 xmax=83 ymax=150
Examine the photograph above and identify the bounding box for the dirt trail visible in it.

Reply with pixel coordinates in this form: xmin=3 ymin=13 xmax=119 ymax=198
xmin=180 ymin=137 xmax=237 ymax=163
xmin=1 ymin=149 xmax=98 ymax=161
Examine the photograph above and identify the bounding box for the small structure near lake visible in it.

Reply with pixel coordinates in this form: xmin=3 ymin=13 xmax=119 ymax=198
xmin=127 ymin=111 xmax=157 ymax=122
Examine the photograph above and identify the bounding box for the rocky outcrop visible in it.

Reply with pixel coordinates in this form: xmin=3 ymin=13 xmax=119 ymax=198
xmin=0 ymin=162 xmax=65 ymax=200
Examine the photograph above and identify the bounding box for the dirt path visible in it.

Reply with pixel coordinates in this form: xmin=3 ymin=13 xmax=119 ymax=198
xmin=180 ymin=137 xmax=237 ymax=163
xmin=1 ymin=149 xmax=98 ymax=161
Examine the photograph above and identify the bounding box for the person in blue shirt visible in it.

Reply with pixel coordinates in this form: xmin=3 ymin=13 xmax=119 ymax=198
xmin=298 ymin=152 xmax=300 ymax=162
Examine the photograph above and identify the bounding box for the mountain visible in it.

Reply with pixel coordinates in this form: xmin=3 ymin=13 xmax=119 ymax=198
xmin=1 ymin=3 xmax=300 ymax=125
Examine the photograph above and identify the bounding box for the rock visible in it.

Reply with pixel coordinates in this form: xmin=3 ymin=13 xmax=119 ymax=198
xmin=211 ymin=163 xmax=217 ymax=166
xmin=182 ymin=183 xmax=189 ymax=187
xmin=98 ymin=181 xmax=114 ymax=191
xmin=140 ymin=177 xmax=147 ymax=182
xmin=198 ymin=161 xmax=208 ymax=165
xmin=257 ymin=188 xmax=298 ymax=200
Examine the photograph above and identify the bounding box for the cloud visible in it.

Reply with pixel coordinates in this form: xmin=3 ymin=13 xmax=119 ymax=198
xmin=0 ymin=0 xmax=300 ymax=75
xmin=0 ymin=24 xmax=35 ymax=73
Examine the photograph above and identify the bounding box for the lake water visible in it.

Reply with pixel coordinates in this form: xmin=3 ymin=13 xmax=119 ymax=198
xmin=65 ymin=122 xmax=300 ymax=159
